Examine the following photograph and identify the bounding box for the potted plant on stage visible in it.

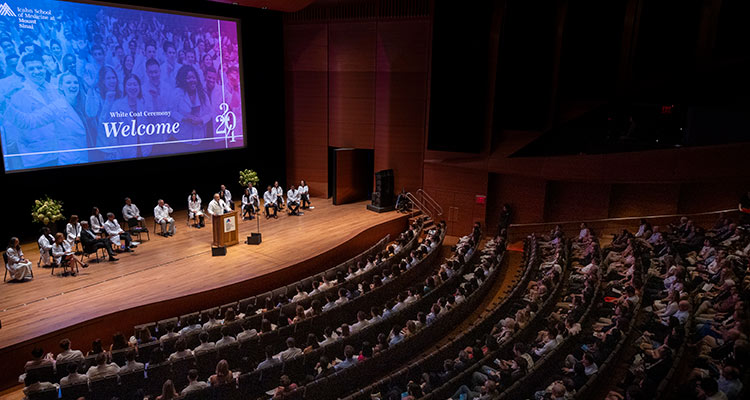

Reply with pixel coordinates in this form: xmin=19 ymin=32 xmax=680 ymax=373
xmin=32 ymin=196 xmax=65 ymax=233
xmin=238 ymin=169 xmax=260 ymax=187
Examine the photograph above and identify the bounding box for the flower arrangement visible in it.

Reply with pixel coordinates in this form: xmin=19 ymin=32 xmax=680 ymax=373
xmin=238 ymin=169 xmax=260 ymax=187
xmin=31 ymin=196 xmax=65 ymax=226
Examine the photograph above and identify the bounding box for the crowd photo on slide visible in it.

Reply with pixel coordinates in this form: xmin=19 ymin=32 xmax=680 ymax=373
xmin=0 ymin=0 xmax=244 ymax=172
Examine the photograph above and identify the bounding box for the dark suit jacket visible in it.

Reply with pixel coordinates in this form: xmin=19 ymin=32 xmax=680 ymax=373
xmin=80 ymin=229 xmax=102 ymax=252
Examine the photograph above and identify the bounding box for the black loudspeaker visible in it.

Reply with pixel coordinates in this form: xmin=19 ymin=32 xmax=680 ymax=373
xmin=246 ymin=233 xmax=262 ymax=245
xmin=373 ymin=169 xmax=394 ymax=207
xmin=211 ymin=246 xmax=226 ymax=256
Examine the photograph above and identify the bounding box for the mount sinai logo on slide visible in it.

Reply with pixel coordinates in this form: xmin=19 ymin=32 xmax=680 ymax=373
xmin=0 ymin=3 xmax=16 ymax=17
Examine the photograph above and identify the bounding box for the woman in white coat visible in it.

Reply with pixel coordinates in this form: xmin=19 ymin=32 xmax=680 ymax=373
xmin=188 ymin=190 xmax=205 ymax=228
xmin=65 ymin=215 xmax=81 ymax=247
xmin=37 ymin=227 xmax=55 ymax=267
xmin=6 ymin=237 xmax=33 ymax=281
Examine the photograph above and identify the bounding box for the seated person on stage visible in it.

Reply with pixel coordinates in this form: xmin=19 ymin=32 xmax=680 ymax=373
xmin=80 ymin=221 xmax=118 ymax=261
xmin=247 ymin=182 xmax=260 ymax=211
xmin=242 ymin=188 xmax=257 ymax=220
xmin=287 ymin=185 xmax=301 ymax=216
xmin=207 ymin=193 xmax=232 ymax=217
xmin=104 ymin=213 xmax=136 ymax=252
xmin=37 ymin=227 xmax=55 ymax=267
xmin=264 ymin=185 xmax=279 ymax=219
xmin=52 ymin=232 xmax=88 ymax=274
xmin=188 ymin=190 xmax=205 ymax=228
xmin=273 ymin=181 xmax=285 ymax=209
xmin=154 ymin=199 xmax=175 ymax=237
xmin=219 ymin=184 xmax=234 ymax=210
xmin=299 ymin=180 xmax=311 ymax=209
xmin=90 ymin=207 xmax=106 ymax=235
xmin=6 ymin=237 xmax=33 ymax=281
xmin=65 ymin=215 xmax=81 ymax=247
xmin=122 ymin=197 xmax=146 ymax=229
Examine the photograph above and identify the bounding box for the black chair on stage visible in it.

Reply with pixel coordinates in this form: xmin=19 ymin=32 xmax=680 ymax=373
xmin=128 ymin=220 xmax=150 ymax=242
xmin=61 ymin=381 xmax=90 ymax=400
xmin=50 ymin=253 xmax=75 ymax=277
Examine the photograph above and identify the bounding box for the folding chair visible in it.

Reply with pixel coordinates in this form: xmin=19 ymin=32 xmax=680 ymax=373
xmin=80 ymin=243 xmax=105 ymax=263
xmin=129 ymin=220 xmax=150 ymax=242
xmin=50 ymin=255 xmax=75 ymax=277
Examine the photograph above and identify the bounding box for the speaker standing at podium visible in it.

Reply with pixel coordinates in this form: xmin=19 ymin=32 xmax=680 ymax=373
xmin=208 ymin=193 xmax=232 ymax=216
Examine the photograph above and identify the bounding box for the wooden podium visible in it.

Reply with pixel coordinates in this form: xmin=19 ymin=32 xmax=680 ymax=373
xmin=212 ymin=211 xmax=239 ymax=248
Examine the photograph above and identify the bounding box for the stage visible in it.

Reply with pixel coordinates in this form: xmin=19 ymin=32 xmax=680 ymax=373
xmin=0 ymin=198 xmax=407 ymax=390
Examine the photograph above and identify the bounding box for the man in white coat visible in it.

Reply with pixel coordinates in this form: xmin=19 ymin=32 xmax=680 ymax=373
xmin=104 ymin=213 xmax=135 ymax=252
xmin=287 ymin=185 xmax=301 ymax=216
xmin=122 ymin=198 xmax=146 ymax=229
xmin=154 ymin=199 xmax=175 ymax=236
xmin=207 ymin=193 xmax=232 ymax=217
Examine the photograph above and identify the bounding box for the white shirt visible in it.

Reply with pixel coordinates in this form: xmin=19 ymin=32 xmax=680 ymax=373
xmin=122 ymin=204 xmax=143 ymax=220
xmin=287 ymin=188 xmax=299 ymax=204
xmin=104 ymin=218 xmax=124 ymax=245
xmin=153 ymin=204 xmax=174 ymax=223
xmin=90 ymin=214 xmax=105 ymax=233
xmin=264 ymin=190 xmax=277 ymax=206
xmin=188 ymin=195 xmax=202 ymax=213
xmin=219 ymin=189 xmax=232 ymax=203
xmin=272 ymin=186 xmax=283 ymax=197
xmin=65 ymin=222 xmax=81 ymax=243
xmin=52 ymin=241 xmax=73 ymax=264
xmin=207 ymin=199 xmax=231 ymax=216
xmin=298 ymin=185 xmax=309 ymax=196
xmin=38 ymin=234 xmax=54 ymax=253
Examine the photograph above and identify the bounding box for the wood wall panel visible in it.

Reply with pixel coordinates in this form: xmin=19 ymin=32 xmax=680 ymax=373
xmin=423 ymin=163 xmax=488 ymax=235
xmin=284 ymin=23 xmax=329 ymax=197
xmin=486 ymin=173 xmax=547 ymax=231
xmin=678 ymin=179 xmax=750 ymax=214
xmin=544 ymin=181 xmax=611 ymax=222
xmin=608 ymin=183 xmax=680 ymax=217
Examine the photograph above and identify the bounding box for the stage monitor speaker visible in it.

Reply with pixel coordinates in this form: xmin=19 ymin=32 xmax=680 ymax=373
xmin=374 ymin=169 xmax=394 ymax=207
xmin=246 ymin=233 xmax=262 ymax=245
xmin=211 ymin=246 xmax=227 ymax=256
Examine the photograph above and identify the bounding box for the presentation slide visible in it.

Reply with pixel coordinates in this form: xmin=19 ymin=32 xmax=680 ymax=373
xmin=0 ymin=0 xmax=244 ymax=173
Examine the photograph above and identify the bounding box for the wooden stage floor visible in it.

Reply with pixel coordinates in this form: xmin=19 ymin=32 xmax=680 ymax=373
xmin=0 ymin=198 xmax=405 ymax=381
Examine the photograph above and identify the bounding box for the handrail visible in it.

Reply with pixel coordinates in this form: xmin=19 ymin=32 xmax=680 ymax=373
xmin=417 ymin=188 xmax=443 ymax=217
xmin=405 ymin=192 xmax=432 ymax=220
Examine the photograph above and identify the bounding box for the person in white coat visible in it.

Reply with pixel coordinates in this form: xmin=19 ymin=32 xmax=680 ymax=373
xmin=154 ymin=200 xmax=175 ymax=236
xmin=65 ymin=215 xmax=81 ymax=248
xmin=52 ymin=233 xmax=87 ymax=275
xmin=90 ymin=207 xmax=106 ymax=235
xmin=272 ymin=181 xmax=284 ymax=210
xmin=241 ymin=187 xmax=258 ymax=220
xmin=263 ymin=186 xmax=278 ymax=219
xmin=37 ymin=227 xmax=55 ymax=267
xmin=286 ymin=185 xmax=301 ymax=216
xmin=103 ymin=213 xmax=135 ymax=252
xmin=219 ymin=185 xmax=234 ymax=210
xmin=122 ymin=198 xmax=146 ymax=229
xmin=207 ymin=193 xmax=231 ymax=217
xmin=6 ymin=237 xmax=33 ymax=281
xmin=299 ymin=180 xmax=311 ymax=209
xmin=188 ymin=190 xmax=205 ymax=228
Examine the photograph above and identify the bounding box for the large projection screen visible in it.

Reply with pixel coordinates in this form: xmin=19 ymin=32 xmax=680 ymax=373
xmin=0 ymin=0 xmax=245 ymax=173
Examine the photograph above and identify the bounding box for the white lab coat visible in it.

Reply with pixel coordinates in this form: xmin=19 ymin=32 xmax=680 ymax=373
xmin=188 ymin=195 xmax=203 ymax=218
xmin=65 ymin=222 xmax=81 ymax=245
xmin=287 ymin=189 xmax=299 ymax=205
xmin=51 ymin=241 xmax=73 ymax=265
xmin=6 ymin=247 xmax=33 ymax=280
xmin=263 ymin=190 xmax=277 ymax=206
xmin=153 ymin=205 xmax=174 ymax=223
xmin=38 ymin=234 xmax=54 ymax=265
xmin=90 ymin=214 xmax=105 ymax=233
xmin=122 ymin=204 xmax=144 ymax=221
xmin=103 ymin=219 xmax=124 ymax=245
xmin=207 ymin=199 xmax=231 ymax=216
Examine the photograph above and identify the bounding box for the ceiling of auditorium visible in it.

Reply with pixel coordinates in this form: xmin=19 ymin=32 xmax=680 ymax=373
xmin=209 ymin=0 xmax=371 ymax=12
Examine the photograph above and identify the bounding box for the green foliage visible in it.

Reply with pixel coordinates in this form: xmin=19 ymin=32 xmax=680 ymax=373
xmin=238 ymin=169 xmax=260 ymax=187
xmin=31 ymin=196 xmax=65 ymax=225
